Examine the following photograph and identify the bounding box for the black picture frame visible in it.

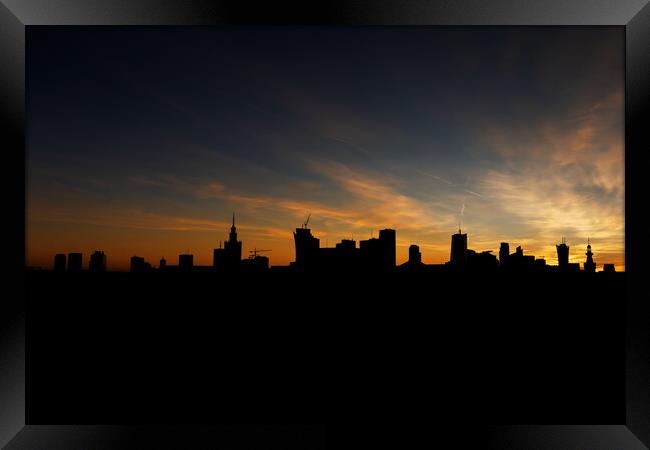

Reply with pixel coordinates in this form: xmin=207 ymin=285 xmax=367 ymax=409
xmin=1 ymin=1 xmax=649 ymax=448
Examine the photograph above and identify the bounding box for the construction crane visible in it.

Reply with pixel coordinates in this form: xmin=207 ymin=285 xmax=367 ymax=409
xmin=249 ymin=248 xmax=272 ymax=258
xmin=302 ymin=213 xmax=311 ymax=229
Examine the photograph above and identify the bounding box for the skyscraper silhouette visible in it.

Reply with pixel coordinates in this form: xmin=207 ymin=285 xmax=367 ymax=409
xmin=213 ymin=241 xmax=224 ymax=268
xmin=214 ymin=213 xmax=243 ymax=270
xmin=379 ymin=229 xmax=396 ymax=269
xmin=450 ymin=229 xmax=467 ymax=266
xmin=499 ymin=242 xmax=509 ymax=268
xmin=225 ymin=213 xmax=242 ymax=262
xmin=293 ymin=223 xmax=320 ymax=270
xmin=556 ymin=238 xmax=569 ymax=270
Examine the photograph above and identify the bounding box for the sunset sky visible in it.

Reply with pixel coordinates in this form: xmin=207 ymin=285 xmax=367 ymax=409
xmin=27 ymin=27 xmax=624 ymax=271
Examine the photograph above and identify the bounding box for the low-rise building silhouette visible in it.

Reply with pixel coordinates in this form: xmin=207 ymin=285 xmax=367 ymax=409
xmin=359 ymin=229 xmax=396 ymax=272
xmin=241 ymin=248 xmax=271 ymax=272
xmin=399 ymin=244 xmax=426 ymax=272
xmin=242 ymin=255 xmax=269 ymax=272
xmin=409 ymin=244 xmax=422 ymax=265
xmin=179 ymin=254 xmax=194 ymax=271
xmin=467 ymin=249 xmax=498 ymax=271
xmin=54 ymin=253 xmax=66 ymax=272
xmin=89 ymin=251 xmax=106 ymax=272
xmin=67 ymin=253 xmax=82 ymax=272
xmin=603 ymin=263 xmax=616 ymax=273
xmin=506 ymin=246 xmax=535 ymax=271
xmin=566 ymin=263 xmax=581 ymax=272
xmin=130 ymin=256 xmax=152 ymax=272
xmin=311 ymin=239 xmax=359 ymax=272
xmin=336 ymin=239 xmax=356 ymax=251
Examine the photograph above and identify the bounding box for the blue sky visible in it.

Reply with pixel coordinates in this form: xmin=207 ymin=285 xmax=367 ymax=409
xmin=27 ymin=27 xmax=624 ymax=269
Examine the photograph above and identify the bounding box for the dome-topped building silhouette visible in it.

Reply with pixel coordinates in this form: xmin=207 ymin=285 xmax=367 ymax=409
xmin=584 ymin=238 xmax=596 ymax=273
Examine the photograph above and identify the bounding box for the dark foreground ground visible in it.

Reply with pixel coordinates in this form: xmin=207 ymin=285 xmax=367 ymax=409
xmin=25 ymin=270 xmax=625 ymax=425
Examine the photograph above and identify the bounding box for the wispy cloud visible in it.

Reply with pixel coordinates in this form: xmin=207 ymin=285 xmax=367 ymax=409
xmin=473 ymin=89 xmax=624 ymax=267
xmin=417 ymin=169 xmax=484 ymax=198
xmin=27 ymin=28 xmax=624 ymax=270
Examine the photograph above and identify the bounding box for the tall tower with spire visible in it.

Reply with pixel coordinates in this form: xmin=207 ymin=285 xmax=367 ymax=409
xmin=584 ymin=238 xmax=596 ymax=273
xmin=224 ymin=212 xmax=242 ymax=262
xmin=213 ymin=212 xmax=242 ymax=270
xmin=228 ymin=213 xmax=236 ymax=242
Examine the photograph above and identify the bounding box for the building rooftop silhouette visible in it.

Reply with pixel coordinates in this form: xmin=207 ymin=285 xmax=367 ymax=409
xmin=44 ymin=215 xmax=621 ymax=274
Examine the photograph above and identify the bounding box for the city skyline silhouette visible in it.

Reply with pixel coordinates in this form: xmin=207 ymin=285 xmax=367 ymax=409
xmin=38 ymin=212 xmax=620 ymax=273
xmin=26 ymin=27 xmax=624 ymax=271
xmin=21 ymin=25 xmax=629 ymax=432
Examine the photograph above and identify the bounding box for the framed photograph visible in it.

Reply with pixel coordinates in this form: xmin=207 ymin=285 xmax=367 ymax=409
xmin=2 ymin=1 xmax=649 ymax=448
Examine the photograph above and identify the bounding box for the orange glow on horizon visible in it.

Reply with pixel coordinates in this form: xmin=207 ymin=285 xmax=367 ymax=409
xmin=26 ymin=29 xmax=624 ymax=272
xmin=26 ymin=220 xmax=625 ymax=272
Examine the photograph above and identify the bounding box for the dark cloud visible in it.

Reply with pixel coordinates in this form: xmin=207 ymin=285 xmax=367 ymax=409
xmin=27 ymin=27 xmax=624 ymax=269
